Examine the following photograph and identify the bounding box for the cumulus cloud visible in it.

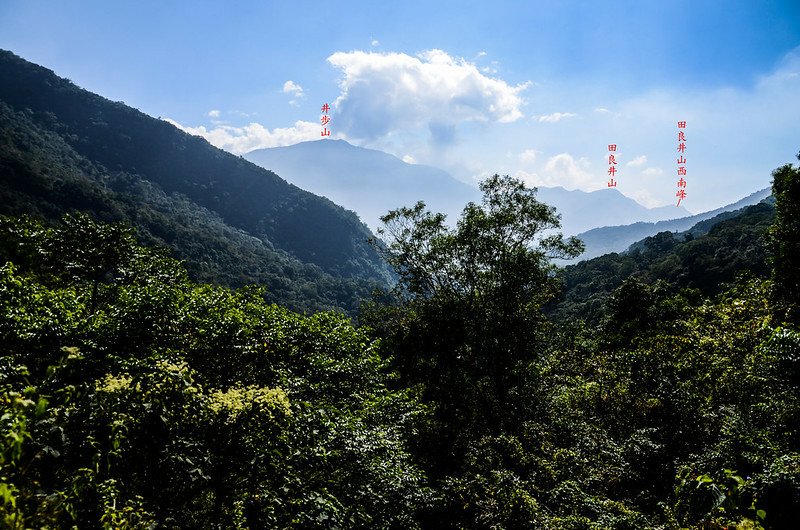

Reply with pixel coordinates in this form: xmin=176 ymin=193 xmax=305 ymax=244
xmin=283 ymin=79 xmax=305 ymax=107
xmin=519 ymin=149 xmax=538 ymax=163
xmin=514 ymin=153 xmax=596 ymax=190
xmin=537 ymin=112 xmax=577 ymax=123
xmin=282 ymin=80 xmax=304 ymax=96
xmin=542 ymin=153 xmax=595 ymax=189
xmin=165 ymin=119 xmax=321 ymax=155
xmin=326 ymin=49 xmax=529 ymax=142
xmin=371 ymin=39 xmax=380 ymax=47
xmin=641 ymin=167 xmax=664 ymax=176
xmin=282 ymin=80 xmax=305 ymax=106
xmin=629 ymin=188 xmax=662 ymax=208
xmin=207 ymin=109 xmax=221 ymax=118
xmin=402 ymin=154 xmax=416 ymax=164
xmin=627 ymin=155 xmax=647 ymax=167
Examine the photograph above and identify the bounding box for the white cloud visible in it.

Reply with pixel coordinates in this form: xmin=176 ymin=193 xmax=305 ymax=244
xmin=326 ymin=49 xmax=529 ymax=142
xmin=519 ymin=149 xmax=538 ymax=163
xmin=641 ymin=167 xmax=664 ymax=176
xmin=476 ymin=51 xmax=487 ymax=58
xmin=629 ymin=188 xmax=663 ymax=208
xmin=208 ymin=109 xmax=221 ymax=118
xmin=402 ymin=154 xmax=416 ymax=164
xmin=594 ymin=107 xmax=610 ymax=113
xmin=513 ymin=170 xmax=539 ymax=188
xmin=526 ymin=153 xmax=596 ymax=189
xmin=283 ymin=80 xmax=305 ymax=107
xmin=627 ymin=155 xmax=647 ymax=167
xmin=543 ymin=153 xmax=593 ymax=188
xmin=537 ymin=112 xmax=576 ymax=123
xmin=165 ymin=118 xmax=321 ymax=155
xmin=371 ymin=39 xmax=380 ymax=47
xmin=282 ymin=80 xmax=304 ymax=96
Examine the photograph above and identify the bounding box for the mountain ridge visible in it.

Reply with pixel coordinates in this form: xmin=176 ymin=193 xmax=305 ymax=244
xmin=0 ymin=49 xmax=389 ymax=283
xmin=574 ymin=186 xmax=773 ymax=260
xmin=246 ymin=139 xmax=692 ymax=236
xmin=246 ymin=139 xmax=480 ymax=231
xmin=0 ymin=49 xmax=390 ymax=313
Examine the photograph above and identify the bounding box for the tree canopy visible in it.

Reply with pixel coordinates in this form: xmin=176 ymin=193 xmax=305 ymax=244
xmin=3 ymin=151 xmax=800 ymax=528
xmin=769 ymin=152 xmax=800 ymax=326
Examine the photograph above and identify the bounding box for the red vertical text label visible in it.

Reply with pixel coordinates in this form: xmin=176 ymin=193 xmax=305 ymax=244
xmin=676 ymin=121 xmax=687 ymax=206
xmin=321 ymin=103 xmax=331 ymax=137
xmin=607 ymin=144 xmax=618 ymax=187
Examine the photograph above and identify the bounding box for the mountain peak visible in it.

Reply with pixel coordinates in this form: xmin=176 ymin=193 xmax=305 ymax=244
xmin=246 ymin=141 xmax=478 ymax=230
xmin=247 ymin=143 xmax=697 ymax=236
xmin=574 ymin=186 xmax=772 ymax=260
xmin=0 ymin=49 xmax=394 ymax=303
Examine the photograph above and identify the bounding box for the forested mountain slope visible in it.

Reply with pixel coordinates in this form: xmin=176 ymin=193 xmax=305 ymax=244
xmin=550 ymin=201 xmax=775 ymax=324
xmin=2 ymin=160 xmax=800 ymax=528
xmin=246 ymin=140 xmax=688 ymax=236
xmin=0 ymin=49 xmax=390 ymax=313
xmin=574 ymin=187 xmax=772 ymax=259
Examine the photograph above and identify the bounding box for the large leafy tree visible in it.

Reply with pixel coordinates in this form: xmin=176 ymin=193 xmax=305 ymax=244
xmin=371 ymin=174 xmax=582 ymax=447
xmin=769 ymin=152 xmax=800 ymax=326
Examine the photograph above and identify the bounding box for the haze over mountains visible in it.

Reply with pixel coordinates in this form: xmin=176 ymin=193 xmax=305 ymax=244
xmin=246 ymin=140 xmax=691 ymax=236
xmin=246 ymin=140 xmax=773 ymax=264
xmin=246 ymin=140 xmax=479 ymax=232
xmin=0 ymin=45 xmax=774 ymax=310
xmin=574 ymin=186 xmax=772 ymax=260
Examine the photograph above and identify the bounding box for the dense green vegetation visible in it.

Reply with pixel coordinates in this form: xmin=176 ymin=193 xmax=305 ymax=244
xmin=2 ymin=49 xmax=800 ymax=530
xmin=3 ymin=156 xmax=800 ymax=528
xmin=0 ymin=213 xmax=427 ymax=528
xmin=770 ymin=160 xmax=800 ymax=327
xmin=550 ymin=201 xmax=775 ymax=325
xmin=0 ymin=49 xmax=390 ymax=314
xmin=355 ymin=166 xmax=800 ymax=529
xmin=573 ymin=187 xmax=771 ymax=260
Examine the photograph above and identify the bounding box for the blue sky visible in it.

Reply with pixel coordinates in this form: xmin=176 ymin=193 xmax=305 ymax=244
xmin=1 ymin=1 xmax=799 ymax=213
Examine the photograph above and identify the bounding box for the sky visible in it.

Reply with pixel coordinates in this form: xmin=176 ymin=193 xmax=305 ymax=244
xmin=1 ymin=1 xmax=799 ymax=214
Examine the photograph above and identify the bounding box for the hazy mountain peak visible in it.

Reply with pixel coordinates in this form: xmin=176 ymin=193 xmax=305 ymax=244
xmin=247 ymin=141 xmax=692 ymax=235
xmin=246 ymin=140 xmax=479 ymax=230
xmin=574 ymin=186 xmax=772 ymax=260
xmin=0 ymin=49 xmax=393 ymax=309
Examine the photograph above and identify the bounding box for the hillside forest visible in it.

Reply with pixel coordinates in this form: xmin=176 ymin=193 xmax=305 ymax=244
xmin=2 ymin=50 xmax=800 ymax=530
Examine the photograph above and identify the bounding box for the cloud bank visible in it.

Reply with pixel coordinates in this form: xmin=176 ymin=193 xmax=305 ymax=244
xmin=537 ymin=112 xmax=576 ymax=123
xmin=165 ymin=119 xmax=320 ymax=155
xmin=327 ymin=49 xmax=530 ymax=142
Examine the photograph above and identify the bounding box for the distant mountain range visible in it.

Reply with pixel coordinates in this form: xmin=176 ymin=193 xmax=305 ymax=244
xmin=535 ymin=186 xmax=690 ymax=236
xmin=245 ymin=140 xmax=691 ymax=236
xmin=247 ymin=139 xmax=772 ymax=264
xmin=549 ymin=200 xmax=775 ymax=324
xmin=246 ymin=140 xmax=479 ymax=231
xmin=0 ymin=48 xmax=774 ymax=318
xmin=0 ymin=49 xmax=390 ymax=313
xmin=574 ymin=187 xmax=773 ymax=260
